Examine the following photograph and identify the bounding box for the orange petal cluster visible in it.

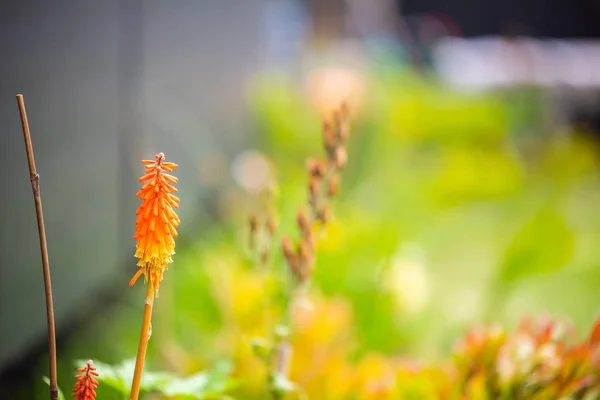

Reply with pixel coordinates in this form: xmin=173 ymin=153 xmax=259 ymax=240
xmin=73 ymin=360 xmax=99 ymax=400
xmin=130 ymin=152 xmax=180 ymax=291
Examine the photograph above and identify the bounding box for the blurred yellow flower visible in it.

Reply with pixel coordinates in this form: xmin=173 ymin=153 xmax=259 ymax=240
xmin=386 ymin=244 xmax=431 ymax=315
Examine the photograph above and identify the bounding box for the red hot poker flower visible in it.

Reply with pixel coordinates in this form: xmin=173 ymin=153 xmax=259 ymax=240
xmin=129 ymin=152 xmax=180 ymax=291
xmin=73 ymin=360 xmax=99 ymax=400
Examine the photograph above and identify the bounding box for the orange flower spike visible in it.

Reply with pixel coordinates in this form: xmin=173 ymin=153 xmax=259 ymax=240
xmin=72 ymin=360 xmax=99 ymax=400
xmin=129 ymin=152 xmax=180 ymax=291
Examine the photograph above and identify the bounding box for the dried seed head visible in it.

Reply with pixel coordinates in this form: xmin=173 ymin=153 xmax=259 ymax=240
xmin=308 ymin=197 xmax=319 ymax=217
xmin=323 ymin=122 xmax=336 ymax=150
xmin=328 ymin=173 xmax=341 ymax=197
xmin=304 ymin=230 xmax=316 ymax=251
xmin=282 ymin=236 xmax=294 ymax=261
xmin=306 ymin=157 xmax=318 ymax=173
xmin=290 ymin=259 xmax=303 ymax=282
xmin=301 ymin=267 xmax=312 ymax=282
xmin=298 ymin=239 xmax=312 ymax=263
xmin=308 ymin=176 xmax=320 ymax=199
xmin=306 ymin=157 xmax=326 ymax=178
xmin=333 ymin=111 xmax=344 ymax=136
xmin=323 ymin=120 xmax=332 ymax=136
xmin=338 ymin=120 xmax=350 ymax=142
xmin=318 ymin=204 xmax=332 ymax=224
xmin=296 ymin=240 xmax=314 ymax=282
xmin=297 ymin=208 xmax=311 ymax=235
xmin=333 ymin=147 xmax=347 ymax=169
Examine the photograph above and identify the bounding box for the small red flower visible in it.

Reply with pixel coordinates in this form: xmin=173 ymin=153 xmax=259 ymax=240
xmin=73 ymin=360 xmax=99 ymax=400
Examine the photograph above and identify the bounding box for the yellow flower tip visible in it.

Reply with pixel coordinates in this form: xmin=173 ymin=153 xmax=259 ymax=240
xmin=130 ymin=152 xmax=180 ymax=291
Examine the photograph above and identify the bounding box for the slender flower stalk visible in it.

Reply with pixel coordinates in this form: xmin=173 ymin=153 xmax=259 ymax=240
xmin=129 ymin=153 xmax=179 ymax=400
xmin=281 ymin=103 xmax=350 ymax=286
xmin=130 ymin=282 xmax=155 ymax=400
xmin=265 ymin=103 xmax=351 ymax=397
xmin=16 ymin=94 xmax=59 ymax=400
xmin=73 ymin=360 xmax=99 ymax=400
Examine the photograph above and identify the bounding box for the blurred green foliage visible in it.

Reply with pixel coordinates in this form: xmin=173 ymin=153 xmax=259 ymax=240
xmin=42 ymin=376 xmax=65 ymax=400
xmin=85 ymin=359 xmax=235 ymax=399
xmin=38 ymin=64 xmax=600 ymax=398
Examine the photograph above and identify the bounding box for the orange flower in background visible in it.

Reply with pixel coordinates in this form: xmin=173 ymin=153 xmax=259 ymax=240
xmin=73 ymin=360 xmax=99 ymax=400
xmin=130 ymin=152 xmax=180 ymax=291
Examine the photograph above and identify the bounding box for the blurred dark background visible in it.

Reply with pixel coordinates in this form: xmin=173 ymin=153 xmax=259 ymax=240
xmin=401 ymin=0 xmax=600 ymax=37
xmin=0 ymin=0 xmax=263 ymax=395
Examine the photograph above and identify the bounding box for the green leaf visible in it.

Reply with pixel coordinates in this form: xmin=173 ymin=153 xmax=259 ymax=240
xmin=499 ymin=205 xmax=574 ymax=283
xmin=42 ymin=376 xmax=65 ymax=400
xmin=82 ymin=358 xmax=235 ymax=398
xmin=152 ymin=360 xmax=236 ymax=399
xmin=78 ymin=358 xmax=135 ymax=394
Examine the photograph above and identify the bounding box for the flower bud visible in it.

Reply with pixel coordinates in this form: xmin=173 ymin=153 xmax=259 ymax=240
xmin=328 ymin=173 xmax=340 ymax=197
xmin=333 ymin=147 xmax=347 ymax=169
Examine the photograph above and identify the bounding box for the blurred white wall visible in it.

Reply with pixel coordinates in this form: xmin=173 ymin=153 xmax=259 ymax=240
xmin=0 ymin=0 xmax=269 ymax=371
